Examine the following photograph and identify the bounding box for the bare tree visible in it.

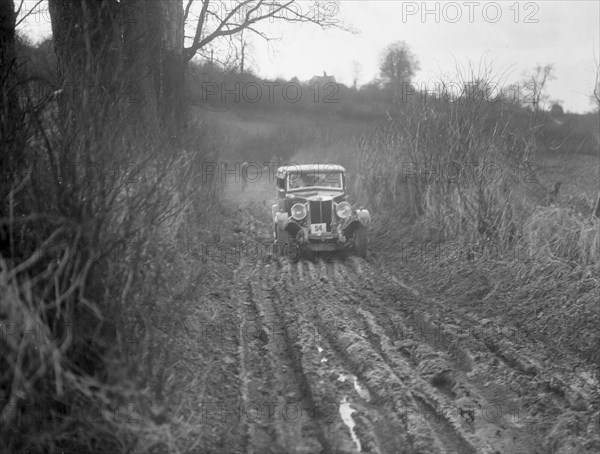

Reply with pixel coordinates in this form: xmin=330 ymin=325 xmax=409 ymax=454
xmin=47 ymin=1 xmax=343 ymax=136
xmin=238 ymin=29 xmax=248 ymax=73
xmin=379 ymin=41 xmax=419 ymax=103
xmin=351 ymin=60 xmax=362 ymax=90
xmin=524 ymin=63 xmax=555 ymax=112
xmin=183 ymin=0 xmax=341 ymax=63
xmin=591 ymin=61 xmax=600 ymax=111
xmin=227 ymin=28 xmax=253 ymax=73
xmin=593 ymin=61 xmax=600 ymax=218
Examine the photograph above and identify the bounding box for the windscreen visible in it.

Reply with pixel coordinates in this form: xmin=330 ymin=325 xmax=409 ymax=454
xmin=287 ymin=171 xmax=343 ymax=190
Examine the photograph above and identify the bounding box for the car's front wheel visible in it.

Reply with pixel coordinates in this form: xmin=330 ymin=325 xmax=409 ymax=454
xmin=276 ymin=225 xmax=300 ymax=261
xmin=276 ymin=225 xmax=289 ymax=255
xmin=353 ymin=225 xmax=368 ymax=258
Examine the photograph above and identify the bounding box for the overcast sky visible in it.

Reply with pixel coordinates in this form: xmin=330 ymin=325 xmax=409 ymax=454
xmin=18 ymin=1 xmax=600 ymax=113
xmin=252 ymin=1 xmax=600 ymax=113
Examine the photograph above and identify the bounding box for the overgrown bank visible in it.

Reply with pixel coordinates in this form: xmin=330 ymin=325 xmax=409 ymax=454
xmin=351 ymin=89 xmax=600 ymax=369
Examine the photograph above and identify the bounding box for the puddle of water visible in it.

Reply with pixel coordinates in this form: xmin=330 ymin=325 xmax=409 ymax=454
xmin=353 ymin=376 xmax=371 ymax=401
xmin=336 ymin=373 xmax=371 ymax=402
xmin=339 ymin=396 xmax=362 ymax=453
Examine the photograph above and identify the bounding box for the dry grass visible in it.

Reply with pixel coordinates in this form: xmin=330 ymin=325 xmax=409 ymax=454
xmin=352 ymin=70 xmax=600 ymax=366
xmin=0 ymin=43 xmax=225 ymax=451
xmin=347 ymin=71 xmax=599 ymax=269
xmin=525 ymin=207 xmax=599 ymax=266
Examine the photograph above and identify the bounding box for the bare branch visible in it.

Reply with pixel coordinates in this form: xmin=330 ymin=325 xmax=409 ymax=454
xmin=592 ymin=53 xmax=600 ymax=109
xmin=245 ymin=25 xmax=270 ymax=41
xmin=184 ymin=0 xmax=194 ymax=22
xmin=191 ymin=0 xmax=211 ymax=53
xmin=523 ymin=63 xmax=555 ymax=111
xmin=184 ymin=0 xmax=344 ymax=62
xmin=15 ymin=0 xmax=24 ymax=18
xmin=15 ymin=0 xmax=44 ymax=27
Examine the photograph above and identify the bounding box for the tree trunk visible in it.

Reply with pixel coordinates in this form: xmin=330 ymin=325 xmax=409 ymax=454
xmin=49 ymin=0 xmax=184 ymax=138
xmin=121 ymin=0 xmax=184 ymax=138
xmin=159 ymin=0 xmax=185 ymax=137
xmin=121 ymin=0 xmax=161 ymax=135
xmin=0 ymin=0 xmax=20 ymax=185
xmin=48 ymin=0 xmax=120 ymax=125
xmin=0 ymin=0 xmax=17 ymax=112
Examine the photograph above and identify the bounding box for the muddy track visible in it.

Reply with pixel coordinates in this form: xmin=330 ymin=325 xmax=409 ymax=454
xmin=225 ymin=202 xmax=598 ymax=453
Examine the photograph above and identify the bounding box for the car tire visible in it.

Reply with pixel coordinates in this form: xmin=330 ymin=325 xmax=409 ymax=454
xmin=276 ymin=225 xmax=300 ymax=261
xmin=276 ymin=225 xmax=289 ymax=256
xmin=354 ymin=225 xmax=368 ymax=258
xmin=287 ymin=237 xmax=301 ymax=263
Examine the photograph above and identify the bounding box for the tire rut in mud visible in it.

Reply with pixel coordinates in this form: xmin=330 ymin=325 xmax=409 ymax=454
xmin=357 ymin=257 xmax=599 ymax=453
xmin=234 ymin=256 xmax=538 ymax=453
xmin=314 ymin=259 xmax=493 ymax=454
xmin=232 ymin=203 xmax=597 ymax=453
xmin=237 ymin=260 xmax=328 ymax=454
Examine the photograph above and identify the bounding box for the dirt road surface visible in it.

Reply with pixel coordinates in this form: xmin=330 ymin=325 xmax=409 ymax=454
xmin=168 ymin=178 xmax=598 ymax=454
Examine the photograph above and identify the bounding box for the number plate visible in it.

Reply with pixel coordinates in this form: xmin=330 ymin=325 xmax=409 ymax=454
xmin=310 ymin=223 xmax=327 ymax=234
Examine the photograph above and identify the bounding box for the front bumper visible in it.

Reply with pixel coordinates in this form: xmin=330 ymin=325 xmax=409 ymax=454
xmin=296 ymin=229 xmax=346 ymax=251
xmin=279 ymin=208 xmax=371 ymax=253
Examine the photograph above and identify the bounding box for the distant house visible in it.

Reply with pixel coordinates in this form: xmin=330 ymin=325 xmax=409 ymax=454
xmin=309 ymin=71 xmax=336 ymax=88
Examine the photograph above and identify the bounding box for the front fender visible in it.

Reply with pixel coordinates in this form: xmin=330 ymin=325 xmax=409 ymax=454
xmin=356 ymin=209 xmax=371 ymax=227
xmin=341 ymin=209 xmax=371 ymax=237
xmin=275 ymin=211 xmax=289 ymax=229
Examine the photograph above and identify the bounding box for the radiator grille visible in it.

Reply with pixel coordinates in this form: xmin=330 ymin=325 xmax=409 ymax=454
xmin=309 ymin=200 xmax=333 ymax=229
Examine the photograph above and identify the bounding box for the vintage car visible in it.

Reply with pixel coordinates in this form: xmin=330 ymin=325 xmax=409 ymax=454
xmin=272 ymin=164 xmax=371 ymax=260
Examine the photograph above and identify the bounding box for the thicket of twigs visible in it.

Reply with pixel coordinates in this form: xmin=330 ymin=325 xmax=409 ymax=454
xmin=336 ymin=73 xmax=599 ymax=366
xmin=0 ymin=32 xmax=224 ymax=451
xmin=347 ymin=75 xmax=599 ymax=269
